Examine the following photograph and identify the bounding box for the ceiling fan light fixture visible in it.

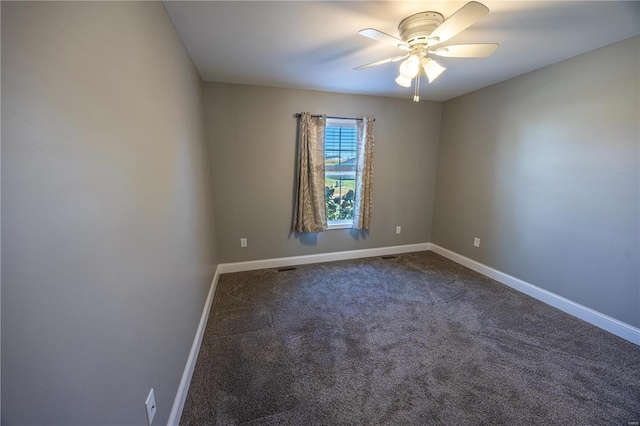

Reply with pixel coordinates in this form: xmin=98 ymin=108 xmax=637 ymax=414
xmin=423 ymin=58 xmax=446 ymax=83
xmin=395 ymin=74 xmax=413 ymax=87
xmin=354 ymin=2 xmax=497 ymax=100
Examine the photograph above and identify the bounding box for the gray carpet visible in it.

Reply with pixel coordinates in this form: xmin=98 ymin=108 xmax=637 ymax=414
xmin=180 ymin=251 xmax=640 ymax=425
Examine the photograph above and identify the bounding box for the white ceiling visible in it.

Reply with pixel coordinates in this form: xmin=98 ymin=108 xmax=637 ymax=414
xmin=163 ymin=1 xmax=640 ymax=102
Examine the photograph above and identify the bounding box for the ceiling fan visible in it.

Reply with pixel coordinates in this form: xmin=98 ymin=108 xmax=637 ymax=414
xmin=355 ymin=1 xmax=498 ymax=102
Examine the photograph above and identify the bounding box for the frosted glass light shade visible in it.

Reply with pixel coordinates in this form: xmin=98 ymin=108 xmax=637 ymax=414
xmin=399 ymin=55 xmax=420 ymax=78
xmin=423 ymin=58 xmax=446 ymax=83
xmin=395 ymin=74 xmax=412 ymax=87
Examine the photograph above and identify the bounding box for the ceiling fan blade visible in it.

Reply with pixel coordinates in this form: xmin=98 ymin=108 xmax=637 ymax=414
xmin=431 ymin=43 xmax=498 ymax=58
xmin=430 ymin=2 xmax=489 ymax=45
xmin=359 ymin=28 xmax=410 ymax=51
xmin=354 ymin=54 xmax=408 ymax=70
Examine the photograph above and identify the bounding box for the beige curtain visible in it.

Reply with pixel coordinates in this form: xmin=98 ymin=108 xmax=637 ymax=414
xmin=353 ymin=116 xmax=374 ymax=229
xmin=293 ymin=112 xmax=327 ymax=232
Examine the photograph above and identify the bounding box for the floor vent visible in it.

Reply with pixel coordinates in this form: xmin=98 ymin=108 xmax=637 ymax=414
xmin=277 ymin=266 xmax=297 ymax=272
xmin=381 ymin=255 xmax=398 ymax=260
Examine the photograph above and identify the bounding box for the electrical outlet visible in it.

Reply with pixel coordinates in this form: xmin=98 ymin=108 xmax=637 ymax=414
xmin=145 ymin=389 xmax=156 ymax=426
xmin=396 ymin=226 xmax=401 ymax=234
xmin=473 ymin=237 xmax=480 ymax=248
xmin=240 ymin=238 xmax=247 ymax=248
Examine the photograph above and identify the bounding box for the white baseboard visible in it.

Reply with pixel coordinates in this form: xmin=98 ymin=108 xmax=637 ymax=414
xmin=167 ymin=267 xmax=221 ymax=426
xmin=430 ymin=244 xmax=640 ymax=346
xmin=217 ymin=243 xmax=431 ymax=274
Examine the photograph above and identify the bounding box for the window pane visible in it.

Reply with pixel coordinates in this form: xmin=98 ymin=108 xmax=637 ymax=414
xmin=325 ymin=122 xmax=357 ymax=223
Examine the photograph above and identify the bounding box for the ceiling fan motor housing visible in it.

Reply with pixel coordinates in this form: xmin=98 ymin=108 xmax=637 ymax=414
xmin=398 ymin=12 xmax=444 ymax=46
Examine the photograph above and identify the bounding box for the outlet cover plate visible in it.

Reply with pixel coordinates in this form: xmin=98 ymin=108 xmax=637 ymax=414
xmin=145 ymin=388 xmax=156 ymax=426
xmin=473 ymin=237 xmax=480 ymax=247
xmin=396 ymin=226 xmax=401 ymax=234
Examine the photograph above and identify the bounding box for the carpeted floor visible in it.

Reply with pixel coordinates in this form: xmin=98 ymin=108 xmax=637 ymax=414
xmin=180 ymin=251 xmax=640 ymax=425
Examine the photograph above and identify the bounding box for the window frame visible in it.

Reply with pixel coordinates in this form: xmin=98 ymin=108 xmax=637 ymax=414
xmin=324 ymin=118 xmax=358 ymax=230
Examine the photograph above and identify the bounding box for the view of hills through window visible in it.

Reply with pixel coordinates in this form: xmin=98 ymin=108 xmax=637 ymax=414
xmin=325 ymin=122 xmax=357 ymax=222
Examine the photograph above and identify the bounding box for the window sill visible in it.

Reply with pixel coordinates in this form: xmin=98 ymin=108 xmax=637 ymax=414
xmin=326 ymin=221 xmax=353 ymax=230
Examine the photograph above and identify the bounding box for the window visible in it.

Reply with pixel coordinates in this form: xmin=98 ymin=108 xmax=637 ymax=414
xmin=293 ymin=112 xmax=373 ymax=233
xmin=325 ymin=118 xmax=357 ymax=229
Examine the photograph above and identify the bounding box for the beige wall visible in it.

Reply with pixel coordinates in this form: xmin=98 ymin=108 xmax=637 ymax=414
xmin=204 ymin=83 xmax=442 ymax=263
xmin=432 ymin=36 xmax=640 ymax=327
xmin=1 ymin=2 xmax=218 ymax=424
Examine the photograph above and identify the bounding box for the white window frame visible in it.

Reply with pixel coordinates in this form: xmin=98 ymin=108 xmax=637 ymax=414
xmin=325 ymin=118 xmax=358 ymax=230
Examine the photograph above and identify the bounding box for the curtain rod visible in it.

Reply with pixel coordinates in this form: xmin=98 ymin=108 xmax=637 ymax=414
xmin=292 ymin=114 xmax=375 ymax=122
